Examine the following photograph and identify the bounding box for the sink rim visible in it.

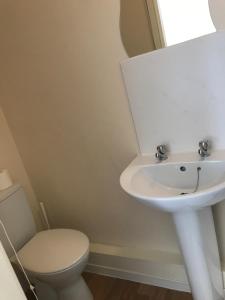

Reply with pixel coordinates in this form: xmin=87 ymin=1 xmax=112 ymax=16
xmin=120 ymin=151 xmax=225 ymax=211
xmin=121 ymin=161 xmax=225 ymax=201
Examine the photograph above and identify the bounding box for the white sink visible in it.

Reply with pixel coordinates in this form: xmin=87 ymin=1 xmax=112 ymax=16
xmin=120 ymin=152 xmax=225 ymax=300
xmin=120 ymin=154 xmax=225 ymax=212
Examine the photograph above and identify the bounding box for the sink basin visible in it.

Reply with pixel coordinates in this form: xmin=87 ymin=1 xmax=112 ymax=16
xmin=120 ymin=151 xmax=225 ymax=300
xmin=120 ymin=153 xmax=225 ymax=212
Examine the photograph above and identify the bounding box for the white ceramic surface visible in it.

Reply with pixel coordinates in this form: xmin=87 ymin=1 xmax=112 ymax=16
xmin=120 ymin=152 xmax=225 ymax=212
xmin=18 ymin=229 xmax=89 ymax=274
xmin=120 ymin=151 xmax=225 ymax=300
xmin=173 ymin=207 xmax=223 ymax=300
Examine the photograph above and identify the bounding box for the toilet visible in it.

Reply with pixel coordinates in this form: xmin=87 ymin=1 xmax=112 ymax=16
xmin=0 ymin=184 xmax=93 ymax=300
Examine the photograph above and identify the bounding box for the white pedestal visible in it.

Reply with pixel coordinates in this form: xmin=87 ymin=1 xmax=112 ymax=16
xmin=173 ymin=207 xmax=224 ymax=300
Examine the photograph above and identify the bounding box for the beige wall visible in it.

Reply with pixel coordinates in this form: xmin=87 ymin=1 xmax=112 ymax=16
xmin=120 ymin=0 xmax=156 ymax=57
xmin=0 ymin=108 xmax=42 ymax=229
xmin=0 ymin=0 xmax=179 ymax=253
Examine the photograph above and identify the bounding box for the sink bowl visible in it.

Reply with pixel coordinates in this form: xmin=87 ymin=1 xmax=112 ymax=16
xmin=120 ymin=152 xmax=225 ymax=300
xmin=120 ymin=152 xmax=225 ymax=212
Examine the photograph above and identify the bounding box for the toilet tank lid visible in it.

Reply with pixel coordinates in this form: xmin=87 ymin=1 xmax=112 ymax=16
xmin=0 ymin=184 xmax=21 ymax=203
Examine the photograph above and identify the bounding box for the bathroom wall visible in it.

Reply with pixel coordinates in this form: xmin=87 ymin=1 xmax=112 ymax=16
xmin=0 ymin=108 xmax=42 ymax=229
xmin=0 ymin=0 xmax=179 ymax=254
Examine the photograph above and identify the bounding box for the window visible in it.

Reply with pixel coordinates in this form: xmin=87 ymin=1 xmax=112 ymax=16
xmin=147 ymin=0 xmax=216 ymax=47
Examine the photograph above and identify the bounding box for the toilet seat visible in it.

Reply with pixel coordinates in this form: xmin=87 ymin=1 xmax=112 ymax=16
xmin=17 ymin=229 xmax=89 ymax=274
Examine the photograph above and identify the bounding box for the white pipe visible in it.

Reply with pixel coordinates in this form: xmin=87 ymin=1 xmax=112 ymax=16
xmin=40 ymin=202 xmax=50 ymax=229
xmin=0 ymin=241 xmax=26 ymax=300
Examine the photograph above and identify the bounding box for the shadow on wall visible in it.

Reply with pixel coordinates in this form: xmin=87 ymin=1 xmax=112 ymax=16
xmin=120 ymin=0 xmax=156 ymax=57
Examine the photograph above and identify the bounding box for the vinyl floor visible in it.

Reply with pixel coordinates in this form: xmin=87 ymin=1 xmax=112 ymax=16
xmin=83 ymin=272 xmax=193 ymax=300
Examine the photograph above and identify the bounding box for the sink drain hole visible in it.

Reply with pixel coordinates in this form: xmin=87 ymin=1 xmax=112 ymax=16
xmin=180 ymin=166 xmax=186 ymax=172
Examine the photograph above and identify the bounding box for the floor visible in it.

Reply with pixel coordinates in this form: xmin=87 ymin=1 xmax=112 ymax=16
xmin=83 ymin=273 xmax=193 ymax=300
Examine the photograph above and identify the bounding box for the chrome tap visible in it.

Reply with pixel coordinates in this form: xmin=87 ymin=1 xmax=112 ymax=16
xmin=155 ymin=144 xmax=168 ymax=161
xmin=198 ymin=140 xmax=210 ymax=158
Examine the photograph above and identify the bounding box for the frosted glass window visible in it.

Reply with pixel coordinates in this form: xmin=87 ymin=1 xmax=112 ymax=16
xmin=157 ymin=0 xmax=216 ymax=46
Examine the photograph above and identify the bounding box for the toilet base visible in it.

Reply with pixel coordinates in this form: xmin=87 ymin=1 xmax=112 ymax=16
xmin=59 ymin=276 xmax=93 ymax=300
xmin=35 ymin=276 xmax=93 ymax=300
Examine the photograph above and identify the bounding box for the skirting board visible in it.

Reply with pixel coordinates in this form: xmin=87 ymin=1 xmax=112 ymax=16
xmin=86 ymin=243 xmax=225 ymax=294
xmin=86 ymin=263 xmax=190 ymax=292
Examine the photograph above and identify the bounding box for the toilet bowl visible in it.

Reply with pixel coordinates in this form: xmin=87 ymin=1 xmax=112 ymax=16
xmin=18 ymin=229 xmax=93 ymax=300
xmin=0 ymin=184 xmax=93 ymax=300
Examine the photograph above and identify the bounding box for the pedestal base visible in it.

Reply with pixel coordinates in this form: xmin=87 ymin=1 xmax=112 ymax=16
xmin=173 ymin=207 xmax=224 ymax=300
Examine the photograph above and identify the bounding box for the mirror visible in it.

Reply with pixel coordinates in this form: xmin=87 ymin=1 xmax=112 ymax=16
xmin=120 ymin=0 xmax=216 ymax=58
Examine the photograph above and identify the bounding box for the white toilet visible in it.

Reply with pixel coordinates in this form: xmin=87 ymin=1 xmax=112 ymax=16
xmin=0 ymin=184 xmax=93 ymax=300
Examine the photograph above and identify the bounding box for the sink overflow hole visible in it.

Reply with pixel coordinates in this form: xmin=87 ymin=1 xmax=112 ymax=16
xmin=180 ymin=166 xmax=186 ymax=172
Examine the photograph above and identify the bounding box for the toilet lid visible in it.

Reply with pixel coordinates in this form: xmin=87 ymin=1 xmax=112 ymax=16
xmin=17 ymin=229 xmax=89 ymax=274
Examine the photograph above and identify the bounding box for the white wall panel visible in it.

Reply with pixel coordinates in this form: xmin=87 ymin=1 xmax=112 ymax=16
xmin=121 ymin=32 xmax=225 ymax=154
